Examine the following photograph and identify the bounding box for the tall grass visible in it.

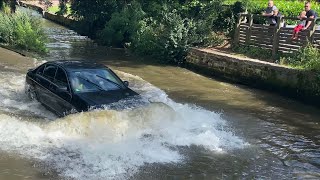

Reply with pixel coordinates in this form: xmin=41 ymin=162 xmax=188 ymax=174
xmin=0 ymin=10 xmax=47 ymax=53
xmin=280 ymin=44 xmax=320 ymax=71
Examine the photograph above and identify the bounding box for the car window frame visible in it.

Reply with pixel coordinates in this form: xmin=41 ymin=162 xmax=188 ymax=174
xmin=52 ymin=66 xmax=72 ymax=94
xmin=41 ymin=64 xmax=58 ymax=82
xmin=36 ymin=64 xmax=45 ymax=76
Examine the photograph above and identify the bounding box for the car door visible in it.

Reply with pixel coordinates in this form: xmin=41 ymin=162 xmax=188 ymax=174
xmin=51 ymin=67 xmax=74 ymax=116
xmin=32 ymin=64 xmax=46 ymax=102
xmin=37 ymin=64 xmax=58 ymax=111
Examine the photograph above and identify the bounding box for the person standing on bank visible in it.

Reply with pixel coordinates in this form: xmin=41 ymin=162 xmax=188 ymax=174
xmin=303 ymin=1 xmax=317 ymax=30
xmin=262 ymin=0 xmax=279 ymax=26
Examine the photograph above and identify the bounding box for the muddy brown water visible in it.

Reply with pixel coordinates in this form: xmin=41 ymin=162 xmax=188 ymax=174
xmin=0 ymin=9 xmax=319 ymax=180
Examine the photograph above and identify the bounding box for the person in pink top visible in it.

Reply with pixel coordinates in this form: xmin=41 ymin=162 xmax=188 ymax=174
xmin=292 ymin=11 xmax=307 ymax=40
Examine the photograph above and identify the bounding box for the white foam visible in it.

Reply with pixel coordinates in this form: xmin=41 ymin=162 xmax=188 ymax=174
xmin=0 ymin=70 xmax=247 ymax=179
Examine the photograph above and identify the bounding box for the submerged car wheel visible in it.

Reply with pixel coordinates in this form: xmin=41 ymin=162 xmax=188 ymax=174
xmin=25 ymin=83 xmax=38 ymax=101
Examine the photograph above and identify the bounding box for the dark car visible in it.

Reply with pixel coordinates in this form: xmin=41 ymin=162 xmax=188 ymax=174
xmin=25 ymin=60 xmax=140 ymax=117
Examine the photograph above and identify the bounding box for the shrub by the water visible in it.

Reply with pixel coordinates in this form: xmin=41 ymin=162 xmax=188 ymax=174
xmin=0 ymin=10 xmax=47 ymax=53
xmin=280 ymin=44 xmax=320 ymax=71
xmin=90 ymin=0 xmax=224 ymax=64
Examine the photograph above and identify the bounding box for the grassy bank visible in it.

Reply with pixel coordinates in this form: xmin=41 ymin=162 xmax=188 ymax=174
xmin=232 ymin=44 xmax=320 ymax=73
xmin=0 ymin=9 xmax=47 ymax=53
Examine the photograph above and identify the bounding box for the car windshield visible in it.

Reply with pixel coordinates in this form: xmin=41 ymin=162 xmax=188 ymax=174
xmin=69 ymin=69 xmax=125 ymax=93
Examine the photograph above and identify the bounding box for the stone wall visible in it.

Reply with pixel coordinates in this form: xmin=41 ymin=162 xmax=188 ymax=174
xmin=20 ymin=2 xmax=76 ymax=28
xmin=43 ymin=12 xmax=76 ymax=28
xmin=186 ymin=48 xmax=320 ymax=106
xmin=20 ymin=1 xmax=43 ymax=14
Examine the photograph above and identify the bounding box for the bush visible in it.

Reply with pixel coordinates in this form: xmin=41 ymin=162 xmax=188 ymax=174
xmin=95 ymin=1 xmax=224 ymax=64
xmin=0 ymin=10 xmax=47 ymax=53
xmin=132 ymin=11 xmax=192 ymax=64
xmin=97 ymin=2 xmax=144 ymax=47
xmin=280 ymin=44 xmax=320 ymax=71
xmin=131 ymin=9 xmax=224 ymax=64
xmin=213 ymin=2 xmax=245 ymax=37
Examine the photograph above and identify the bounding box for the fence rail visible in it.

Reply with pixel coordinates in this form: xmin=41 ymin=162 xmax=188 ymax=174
xmin=234 ymin=14 xmax=319 ymax=59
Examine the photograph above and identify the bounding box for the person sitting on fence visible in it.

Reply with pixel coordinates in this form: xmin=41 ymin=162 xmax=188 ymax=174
xmin=302 ymin=1 xmax=317 ymax=30
xmin=292 ymin=11 xmax=307 ymax=40
xmin=262 ymin=0 xmax=279 ymax=26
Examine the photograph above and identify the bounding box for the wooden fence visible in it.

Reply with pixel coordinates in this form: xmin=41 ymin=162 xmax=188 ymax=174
xmin=234 ymin=14 xmax=319 ymax=58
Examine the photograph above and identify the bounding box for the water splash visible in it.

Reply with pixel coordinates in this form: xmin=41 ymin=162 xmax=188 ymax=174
xmin=0 ymin=69 xmax=246 ymax=179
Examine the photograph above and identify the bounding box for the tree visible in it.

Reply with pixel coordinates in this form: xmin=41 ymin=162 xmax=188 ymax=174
xmin=70 ymin=0 xmax=131 ymax=36
xmin=9 ymin=0 xmax=16 ymax=13
xmin=57 ymin=0 xmax=67 ymax=15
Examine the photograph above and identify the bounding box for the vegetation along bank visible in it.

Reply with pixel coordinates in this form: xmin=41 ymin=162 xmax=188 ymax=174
xmin=0 ymin=1 xmax=47 ymax=53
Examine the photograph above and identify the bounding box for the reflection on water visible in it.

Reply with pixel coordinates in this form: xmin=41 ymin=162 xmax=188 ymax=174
xmin=0 ymin=8 xmax=319 ymax=180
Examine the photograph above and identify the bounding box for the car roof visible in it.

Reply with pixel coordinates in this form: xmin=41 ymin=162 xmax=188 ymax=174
xmin=48 ymin=60 xmax=108 ymax=71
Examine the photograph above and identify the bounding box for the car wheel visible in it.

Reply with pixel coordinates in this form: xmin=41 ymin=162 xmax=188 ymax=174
xmin=26 ymin=83 xmax=38 ymax=101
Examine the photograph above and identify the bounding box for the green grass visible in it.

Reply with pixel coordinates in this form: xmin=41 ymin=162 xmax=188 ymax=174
xmin=47 ymin=4 xmax=71 ymax=15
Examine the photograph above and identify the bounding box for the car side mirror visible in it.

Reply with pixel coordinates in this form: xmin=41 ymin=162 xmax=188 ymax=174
xmin=123 ymin=81 xmax=129 ymax=87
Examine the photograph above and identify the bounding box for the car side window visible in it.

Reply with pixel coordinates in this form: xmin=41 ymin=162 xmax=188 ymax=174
xmin=43 ymin=65 xmax=57 ymax=82
xmin=36 ymin=65 xmax=45 ymax=75
xmin=54 ymin=68 xmax=68 ymax=87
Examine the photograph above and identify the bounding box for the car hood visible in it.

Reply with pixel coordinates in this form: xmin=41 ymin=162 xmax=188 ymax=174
xmin=77 ymin=88 xmax=140 ymax=107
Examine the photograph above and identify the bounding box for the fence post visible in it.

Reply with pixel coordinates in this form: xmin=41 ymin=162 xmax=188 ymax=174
xmin=233 ymin=14 xmax=243 ymax=46
xmin=309 ymin=19 xmax=317 ymax=45
xmin=272 ymin=16 xmax=282 ymax=59
xmin=245 ymin=14 xmax=253 ymax=45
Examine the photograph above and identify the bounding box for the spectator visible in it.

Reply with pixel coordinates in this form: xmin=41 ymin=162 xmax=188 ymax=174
xmin=262 ymin=0 xmax=279 ymax=26
xmin=303 ymin=1 xmax=317 ymax=30
xmin=292 ymin=11 xmax=307 ymax=40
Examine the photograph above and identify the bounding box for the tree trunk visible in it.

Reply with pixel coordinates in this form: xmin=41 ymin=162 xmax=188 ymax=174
xmin=9 ymin=0 xmax=16 ymax=13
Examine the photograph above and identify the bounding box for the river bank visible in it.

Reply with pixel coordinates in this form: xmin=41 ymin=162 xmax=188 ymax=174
xmin=186 ymin=48 xmax=320 ymax=107
xmin=0 ymin=47 xmax=35 ymax=72
xmin=20 ymin=1 xmax=75 ymax=28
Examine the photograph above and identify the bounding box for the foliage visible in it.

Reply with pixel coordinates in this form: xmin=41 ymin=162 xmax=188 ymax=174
xmin=97 ymin=2 xmax=144 ymax=47
xmin=87 ymin=0 xmax=224 ymax=64
xmin=133 ymin=11 xmax=224 ymax=64
xmin=1 ymin=2 xmax=10 ymax=14
xmin=133 ymin=12 xmax=191 ymax=64
xmin=232 ymin=45 xmax=273 ymax=61
xmin=0 ymin=10 xmax=47 ymax=53
xmin=70 ymin=0 xmax=129 ymax=35
xmin=38 ymin=0 xmax=53 ymax=11
xmin=48 ymin=3 xmax=71 ymax=15
xmin=280 ymin=44 xmax=320 ymax=71
xmin=214 ymin=1 xmax=245 ymax=37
